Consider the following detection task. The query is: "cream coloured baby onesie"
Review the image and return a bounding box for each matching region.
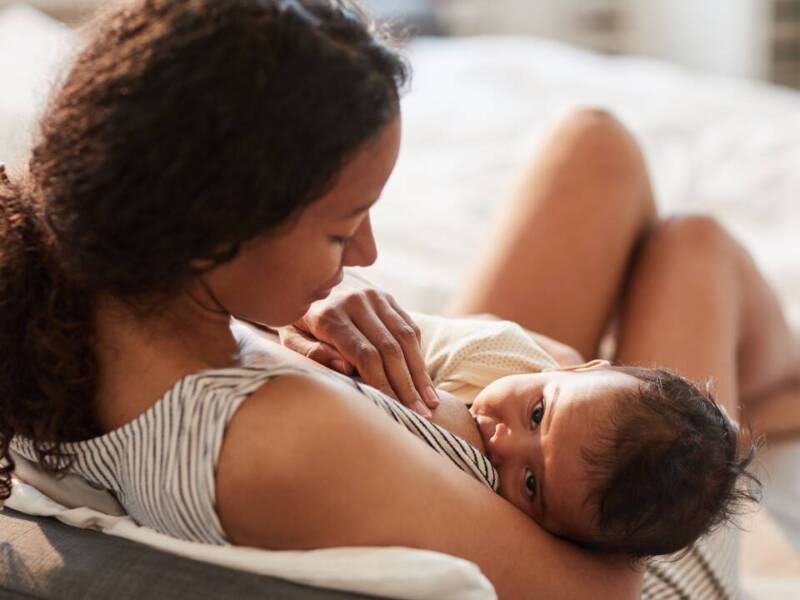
[409,311,559,406]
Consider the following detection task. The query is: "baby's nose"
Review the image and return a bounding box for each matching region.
[487,422,514,465]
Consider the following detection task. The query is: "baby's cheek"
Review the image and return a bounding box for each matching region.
[496,479,539,522]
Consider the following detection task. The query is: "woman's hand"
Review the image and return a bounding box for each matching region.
[278,286,439,416]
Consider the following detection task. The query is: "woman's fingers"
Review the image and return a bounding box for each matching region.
[345,291,437,415]
[386,295,423,343]
[278,325,354,375]
[327,318,405,404]
[376,297,439,410]
[287,286,438,416]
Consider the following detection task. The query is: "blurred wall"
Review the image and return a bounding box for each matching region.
[628,0,772,79]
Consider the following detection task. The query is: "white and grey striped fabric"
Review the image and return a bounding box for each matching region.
[341,374,499,492]
[9,364,498,545]
[642,524,740,600]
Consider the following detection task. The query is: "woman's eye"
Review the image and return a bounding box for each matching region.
[329,235,352,246]
[530,400,545,428]
[524,468,536,498]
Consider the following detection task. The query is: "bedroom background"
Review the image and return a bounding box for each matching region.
[0,0,799,598]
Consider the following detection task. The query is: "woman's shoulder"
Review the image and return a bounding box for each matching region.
[214,369,378,544]
[177,364,318,399]
[150,363,348,418]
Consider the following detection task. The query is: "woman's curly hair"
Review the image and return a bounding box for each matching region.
[0,0,410,500]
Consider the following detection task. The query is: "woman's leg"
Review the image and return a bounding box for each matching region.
[617,215,800,572]
[444,108,657,360]
[613,215,799,435]
[744,384,800,441]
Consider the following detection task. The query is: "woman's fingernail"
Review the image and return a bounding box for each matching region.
[424,385,440,408]
[415,400,433,418]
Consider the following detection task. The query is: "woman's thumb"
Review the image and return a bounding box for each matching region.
[283,330,353,374]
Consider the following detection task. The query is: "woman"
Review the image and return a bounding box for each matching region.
[0,1,795,598]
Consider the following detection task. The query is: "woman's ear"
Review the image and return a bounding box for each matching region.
[542,359,611,373]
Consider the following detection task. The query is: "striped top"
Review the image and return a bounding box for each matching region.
[10,364,498,545]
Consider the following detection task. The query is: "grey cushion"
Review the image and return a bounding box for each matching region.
[0,509,386,600]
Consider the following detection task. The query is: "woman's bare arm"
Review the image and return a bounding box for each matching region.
[215,372,642,600]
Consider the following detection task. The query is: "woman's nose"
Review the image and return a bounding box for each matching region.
[343,214,378,267]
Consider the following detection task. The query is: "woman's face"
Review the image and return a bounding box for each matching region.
[205,116,402,326]
[469,367,639,540]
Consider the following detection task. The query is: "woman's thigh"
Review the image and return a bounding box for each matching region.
[444,108,657,359]
[613,215,742,417]
[615,213,799,422]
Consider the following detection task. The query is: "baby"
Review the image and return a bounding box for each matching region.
[412,311,757,559]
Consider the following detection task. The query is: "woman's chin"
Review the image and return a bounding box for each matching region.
[266,287,335,324]
[312,285,335,301]
[245,303,312,329]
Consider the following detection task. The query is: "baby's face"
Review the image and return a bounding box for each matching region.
[469,367,641,541]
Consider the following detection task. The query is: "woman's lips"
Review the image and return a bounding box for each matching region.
[314,286,334,300]
[314,271,344,299]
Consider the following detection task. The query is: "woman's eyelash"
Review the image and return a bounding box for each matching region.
[330,235,353,245]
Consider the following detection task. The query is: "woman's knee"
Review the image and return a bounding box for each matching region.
[558,106,625,134]
[637,214,739,274]
[553,107,643,165]
[545,107,656,218]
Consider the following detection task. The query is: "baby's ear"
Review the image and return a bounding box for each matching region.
[542,359,611,373]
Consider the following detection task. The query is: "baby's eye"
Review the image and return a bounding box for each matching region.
[530,400,545,428]
[523,468,536,498]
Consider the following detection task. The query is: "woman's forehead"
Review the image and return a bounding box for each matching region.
[309,117,402,221]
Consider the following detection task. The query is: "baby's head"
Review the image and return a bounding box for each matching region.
[469,362,759,559]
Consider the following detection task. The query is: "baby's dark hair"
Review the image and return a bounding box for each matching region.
[579,366,760,560]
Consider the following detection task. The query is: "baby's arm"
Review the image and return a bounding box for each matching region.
[522,330,585,366]
[410,310,561,395]
[461,312,585,367]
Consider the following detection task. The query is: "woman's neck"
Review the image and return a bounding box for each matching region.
[92,291,240,432]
